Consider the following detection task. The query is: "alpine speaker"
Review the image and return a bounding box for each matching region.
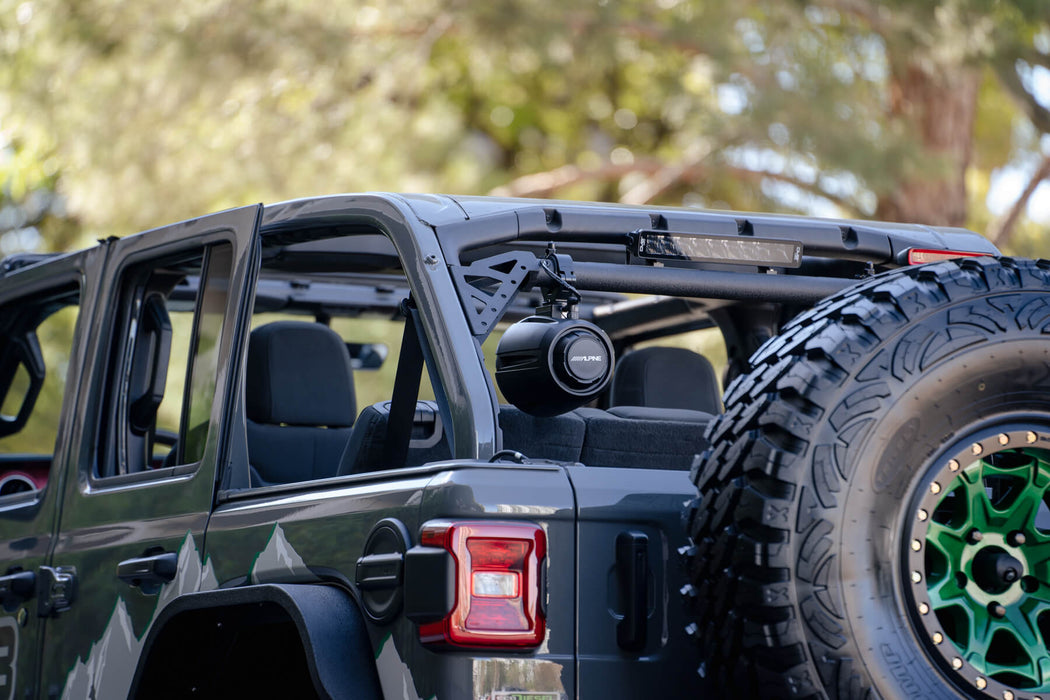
[495,316,614,416]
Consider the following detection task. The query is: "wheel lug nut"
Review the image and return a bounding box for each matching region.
[1009,531,1026,546]
[990,602,1006,618]
[967,529,983,544]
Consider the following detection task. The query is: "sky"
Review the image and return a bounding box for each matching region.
[986,65,1050,223]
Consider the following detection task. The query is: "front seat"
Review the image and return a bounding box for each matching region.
[245,321,357,485]
[610,346,722,416]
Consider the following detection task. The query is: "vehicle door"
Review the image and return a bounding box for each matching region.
[0,248,103,699]
[38,206,260,699]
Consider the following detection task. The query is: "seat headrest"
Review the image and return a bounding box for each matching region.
[246,321,356,426]
[611,347,722,414]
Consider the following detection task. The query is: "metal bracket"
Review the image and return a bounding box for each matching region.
[449,251,537,339]
[535,244,580,319]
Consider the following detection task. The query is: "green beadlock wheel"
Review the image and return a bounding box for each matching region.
[685,257,1050,699]
[910,429,1050,697]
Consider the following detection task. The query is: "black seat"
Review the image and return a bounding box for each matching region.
[610,346,722,414]
[499,406,586,462]
[338,400,450,475]
[575,407,708,469]
[246,321,356,485]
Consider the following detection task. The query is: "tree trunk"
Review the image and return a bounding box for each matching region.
[875,61,980,227]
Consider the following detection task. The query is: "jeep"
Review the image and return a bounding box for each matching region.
[1,193,1038,700]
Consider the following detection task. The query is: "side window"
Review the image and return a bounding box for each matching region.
[0,286,80,495]
[242,231,445,487]
[96,243,232,479]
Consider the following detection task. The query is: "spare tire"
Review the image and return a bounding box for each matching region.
[685,257,1050,699]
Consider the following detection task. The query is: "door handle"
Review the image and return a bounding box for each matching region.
[0,570,34,609]
[117,552,178,594]
[615,530,649,652]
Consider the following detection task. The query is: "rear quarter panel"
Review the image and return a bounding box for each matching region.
[204,463,576,700]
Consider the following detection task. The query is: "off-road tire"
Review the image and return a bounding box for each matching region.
[685,257,1050,699]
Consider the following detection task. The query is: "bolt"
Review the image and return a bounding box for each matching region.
[990,602,1006,618]
[912,571,922,583]
[1004,568,1019,584]
[1008,531,1027,546]
[932,631,944,644]
[976,677,987,690]
[972,443,984,455]
[967,529,983,544]
[1004,691,1015,700]
[999,433,1010,446]
[918,509,929,521]
[931,481,942,495]
[912,539,922,551]
[918,602,930,615]
[1027,431,1038,444]
[423,254,439,266]
[948,459,960,472]
[952,657,963,670]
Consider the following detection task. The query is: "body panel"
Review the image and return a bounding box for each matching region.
[40,206,261,698]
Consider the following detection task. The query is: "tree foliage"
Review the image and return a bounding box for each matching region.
[0,0,1046,252]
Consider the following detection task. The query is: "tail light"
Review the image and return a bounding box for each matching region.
[906,248,987,265]
[410,520,546,648]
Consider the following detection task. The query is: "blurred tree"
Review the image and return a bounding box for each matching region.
[0,0,1045,251]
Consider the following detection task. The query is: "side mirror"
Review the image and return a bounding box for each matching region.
[0,331,45,438]
[347,342,388,370]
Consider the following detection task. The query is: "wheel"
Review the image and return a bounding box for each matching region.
[685,257,1050,699]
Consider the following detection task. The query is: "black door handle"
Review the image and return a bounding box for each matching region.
[616,530,649,652]
[0,570,34,609]
[117,552,178,594]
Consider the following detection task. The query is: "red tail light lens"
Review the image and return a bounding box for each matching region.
[418,521,546,648]
[906,248,987,265]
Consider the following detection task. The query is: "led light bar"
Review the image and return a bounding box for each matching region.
[634,230,803,268]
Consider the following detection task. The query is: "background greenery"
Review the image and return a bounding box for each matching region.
[1,0,1048,254]
[1,0,1049,455]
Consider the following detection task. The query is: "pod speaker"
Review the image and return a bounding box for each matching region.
[495,316,614,416]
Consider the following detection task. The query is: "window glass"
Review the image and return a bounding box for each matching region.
[183,244,233,464]
[97,243,232,478]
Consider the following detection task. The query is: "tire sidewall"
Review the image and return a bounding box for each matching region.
[827,321,1050,698]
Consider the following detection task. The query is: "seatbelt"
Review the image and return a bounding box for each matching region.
[384,298,424,469]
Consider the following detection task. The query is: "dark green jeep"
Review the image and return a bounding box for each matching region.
[3,193,1044,700]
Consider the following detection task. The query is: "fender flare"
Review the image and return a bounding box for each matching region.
[129,583,382,700]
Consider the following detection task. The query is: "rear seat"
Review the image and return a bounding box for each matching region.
[339,343,724,473]
[575,407,710,469]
